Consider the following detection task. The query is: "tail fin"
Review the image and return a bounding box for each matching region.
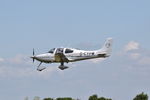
[98,38,113,56]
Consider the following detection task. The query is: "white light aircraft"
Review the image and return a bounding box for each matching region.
[31,38,113,71]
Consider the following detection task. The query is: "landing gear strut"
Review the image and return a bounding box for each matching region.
[37,62,46,71]
[58,62,69,70]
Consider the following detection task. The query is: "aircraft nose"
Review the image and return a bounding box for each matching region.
[30,55,40,59]
[30,56,35,59]
[31,54,45,61]
[30,55,37,63]
[31,54,49,62]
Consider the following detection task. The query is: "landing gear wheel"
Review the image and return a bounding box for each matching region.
[58,62,69,70]
[37,67,46,71]
[58,65,69,70]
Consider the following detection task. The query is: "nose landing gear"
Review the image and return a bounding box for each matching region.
[37,62,46,71]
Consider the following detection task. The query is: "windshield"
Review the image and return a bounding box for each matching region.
[48,48,55,54]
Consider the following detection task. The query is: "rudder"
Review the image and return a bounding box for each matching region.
[99,38,113,56]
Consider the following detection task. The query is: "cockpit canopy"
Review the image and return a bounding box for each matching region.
[48,48,55,53]
[48,48,74,54]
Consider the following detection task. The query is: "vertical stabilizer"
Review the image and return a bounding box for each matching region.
[98,38,113,56]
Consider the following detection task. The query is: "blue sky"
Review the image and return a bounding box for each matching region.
[0,0,150,100]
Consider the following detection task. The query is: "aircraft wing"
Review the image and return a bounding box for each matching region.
[54,53,69,63]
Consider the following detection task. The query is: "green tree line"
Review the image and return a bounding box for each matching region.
[27,92,148,100]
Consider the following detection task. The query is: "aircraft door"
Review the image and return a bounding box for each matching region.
[56,48,64,54]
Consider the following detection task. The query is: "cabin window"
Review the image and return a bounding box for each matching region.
[65,49,73,53]
[56,48,64,53]
[48,48,55,54]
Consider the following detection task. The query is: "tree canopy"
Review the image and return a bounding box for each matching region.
[89,94,112,100]
[133,92,148,100]
[43,98,54,100]
[56,97,73,100]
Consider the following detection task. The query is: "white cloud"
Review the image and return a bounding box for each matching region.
[8,54,29,64]
[0,64,58,78]
[90,58,106,63]
[0,55,58,78]
[129,53,141,60]
[124,41,139,52]
[122,41,150,67]
[138,57,150,65]
[0,57,4,62]
[36,67,58,79]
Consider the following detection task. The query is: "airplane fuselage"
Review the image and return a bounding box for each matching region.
[33,48,108,63]
[31,38,113,71]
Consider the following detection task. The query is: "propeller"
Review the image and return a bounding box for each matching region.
[33,48,35,56]
[31,48,35,63]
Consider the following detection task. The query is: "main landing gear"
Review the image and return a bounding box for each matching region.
[58,62,69,70]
